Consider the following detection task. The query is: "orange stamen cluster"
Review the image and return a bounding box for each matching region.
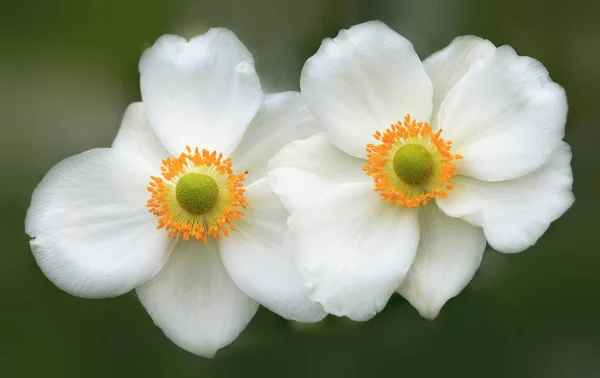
[147,146,248,242]
[364,114,462,208]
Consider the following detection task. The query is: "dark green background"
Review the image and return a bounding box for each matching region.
[1,0,598,377]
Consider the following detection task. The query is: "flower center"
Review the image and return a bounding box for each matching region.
[364,115,462,208]
[147,147,247,242]
[175,173,219,214]
[392,144,434,186]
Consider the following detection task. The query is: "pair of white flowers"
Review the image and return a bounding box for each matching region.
[26,21,574,357]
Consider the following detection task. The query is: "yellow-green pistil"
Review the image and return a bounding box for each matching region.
[392,144,434,186]
[175,173,219,214]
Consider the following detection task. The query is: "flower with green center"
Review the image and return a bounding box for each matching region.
[25,28,325,358]
[268,21,574,321]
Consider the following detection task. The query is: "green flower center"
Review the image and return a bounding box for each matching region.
[175,173,219,215]
[392,144,434,186]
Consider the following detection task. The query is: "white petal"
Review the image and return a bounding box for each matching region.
[437,45,568,181]
[301,21,433,158]
[397,204,486,319]
[219,177,326,322]
[136,239,258,357]
[25,148,174,298]
[140,29,263,157]
[112,102,170,167]
[230,92,318,185]
[437,142,574,253]
[267,133,369,211]
[290,182,420,321]
[423,36,495,126]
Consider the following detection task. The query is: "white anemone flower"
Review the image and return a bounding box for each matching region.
[268,21,574,321]
[25,28,326,357]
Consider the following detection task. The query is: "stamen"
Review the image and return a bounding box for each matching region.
[363,114,462,208]
[146,146,248,242]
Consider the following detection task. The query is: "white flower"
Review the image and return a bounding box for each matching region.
[268,21,574,321]
[25,28,326,357]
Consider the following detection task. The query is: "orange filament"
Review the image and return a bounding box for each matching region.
[147,146,248,242]
[364,114,462,208]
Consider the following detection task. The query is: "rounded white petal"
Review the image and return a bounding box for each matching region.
[230,92,319,185]
[423,36,496,126]
[397,204,486,319]
[136,239,258,358]
[219,178,326,322]
[301,20,433,158]
[140,29,263,156]
[25,148,174,298]
[290,181,420,321]
[437,142,574,253]
[267,133,369,211]
[112,102,170,167]
[437,45,567,181]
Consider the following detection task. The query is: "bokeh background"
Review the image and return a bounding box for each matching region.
[1,0,599,377]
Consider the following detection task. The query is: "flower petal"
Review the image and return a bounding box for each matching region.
[301,21,433,158]
[25,148,174,298]
[219,177,326,322]
[139,29,263,156]
[112,102,170,167]
[436,142,574,253]
[423,36,495,126]
[436,45,568,181]
[267,133,368,212]
[397,204,486,319]
[136,239,258,358]
[230,92,318,185]
[289,181,420,321]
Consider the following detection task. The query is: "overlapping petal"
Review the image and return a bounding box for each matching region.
[301,21,433,158]
[436,45,567,181]
[25,149,174,298]
[136,239,258,357]
[267,133,368,211]
[230,92,318,185]
[398,204,486,319]
[140,29,263,157]
[289,182,420,321]
[437,142,574,253]
[423,35,495,127]
[112,102,169,167]
[219,178,326,322]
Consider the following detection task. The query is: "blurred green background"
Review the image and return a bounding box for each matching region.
[1,0,599,377]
